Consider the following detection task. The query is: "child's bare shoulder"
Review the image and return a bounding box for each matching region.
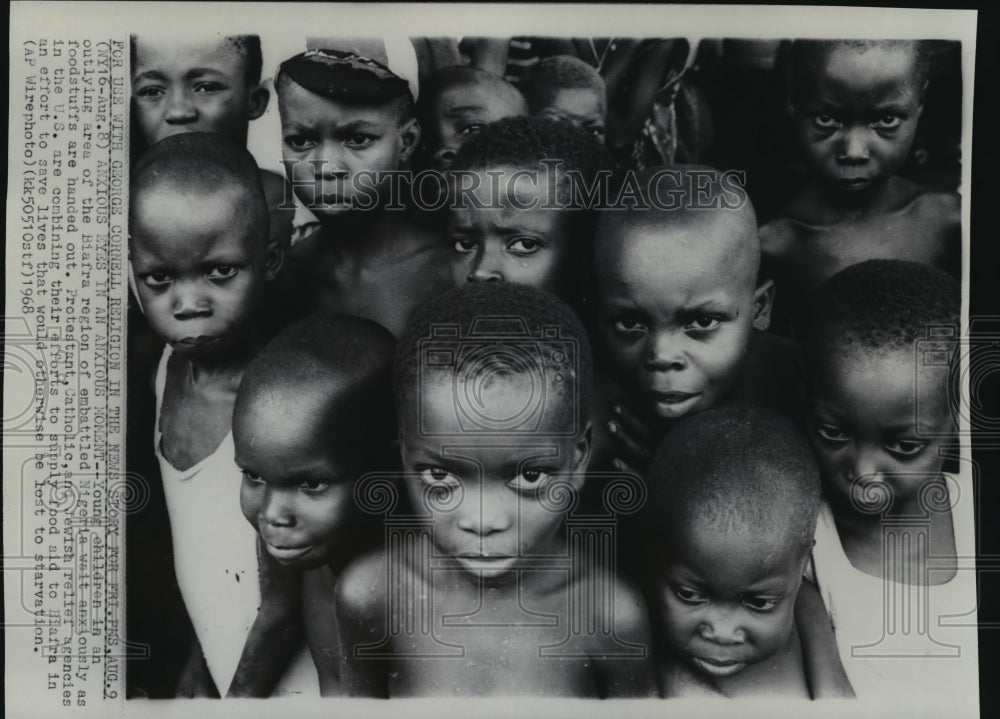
[575,570,650,648]
[335,550,390,619]
[905,184,960,228]
[377,210,450,263]
[759,216,810,262]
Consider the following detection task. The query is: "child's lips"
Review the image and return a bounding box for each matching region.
[264,542,313,562]
[645,390,702,413]
[690,656,748,678]
[173,335,220,349]
[317,192,351,208]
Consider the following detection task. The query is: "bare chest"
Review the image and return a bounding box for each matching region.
[785,215,950,289]
[385,572,602,697]
[158,360,237,471]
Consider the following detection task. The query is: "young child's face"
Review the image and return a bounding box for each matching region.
[234,385,359,569]
[807,347,954,512]
[132,37,266,146]
[653,519,807,681]
[427,83,525,170]
[400,372,589,580]
[130,186,265,356]
[279,79,418,217]
[793,44,923,193]
[449,167,578,296]
[535,88,606,144]
[596,215,771,422]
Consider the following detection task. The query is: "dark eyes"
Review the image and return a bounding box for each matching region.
[610,316,721,337]
[241,470,331,493]
[451,237,544,255]
[193,82,226,94]
[508,237,541,254]
[459,123,485,137]
[416,466,552,491]
[885,439,928,458]
[133,83,226,98]
[814,424,928,458]
[688,316,720,332]
[674,587,706,604]
[299,479,332,493]
[816,424,850,444]
[284,134,377,152]
[345,134,377,150]
[453,237,476,254]
[419,466,460,488]
[507,468,553,491]
[810,114,904,131]
[612,317,646,336]
[135,85,165,98]
[872,115,903,130]
[142,272,172,288]
[284,134,316,152]
[208,265,239,280]
[742,596,779,612]
[673,586,778,612]
[812,114,839,130]
[138,266,237,287]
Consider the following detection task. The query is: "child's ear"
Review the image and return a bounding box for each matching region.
[248,85,270,121]
[398,117,421,164]
[262,240,284,282]
[785,98,798,119]
[752,278,775,331]
[573,423,593,475]
[916,79,929,117]
[127,256,145,315]
[799,538,816,575]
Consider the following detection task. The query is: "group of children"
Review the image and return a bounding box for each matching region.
[126,32,972,702]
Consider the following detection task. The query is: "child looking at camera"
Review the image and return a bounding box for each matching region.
[128,132,285,696]
[448,115,613,316]
[636,406,852,698]
[760,40,960,334]
[801,260,977,701]
[335,282,655,698]
[591,166,799,475]
[232,313,398,696]
[275,48,451,337]
[130,33,294,248]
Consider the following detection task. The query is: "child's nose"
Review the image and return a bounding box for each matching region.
[644,330,686,371]
[164,89,198,124]
[836,127,871,164]
[316,144,350,178]
[261,488,295,527]
[848,446,889,488]
[467,248,503,284]
[434,147,458,168]
[171,281,211,319]
[699,609,748,645]
[457,485,512,537]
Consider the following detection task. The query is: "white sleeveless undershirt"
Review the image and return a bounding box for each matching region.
[810,474,979,711]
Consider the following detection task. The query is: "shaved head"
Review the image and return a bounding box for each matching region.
[423,66,528,115]
[596,166,760,295]
[235,314,397,463]
[130,132,268,254]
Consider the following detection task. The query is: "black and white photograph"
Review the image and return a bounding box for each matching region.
[5,4,996,719]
